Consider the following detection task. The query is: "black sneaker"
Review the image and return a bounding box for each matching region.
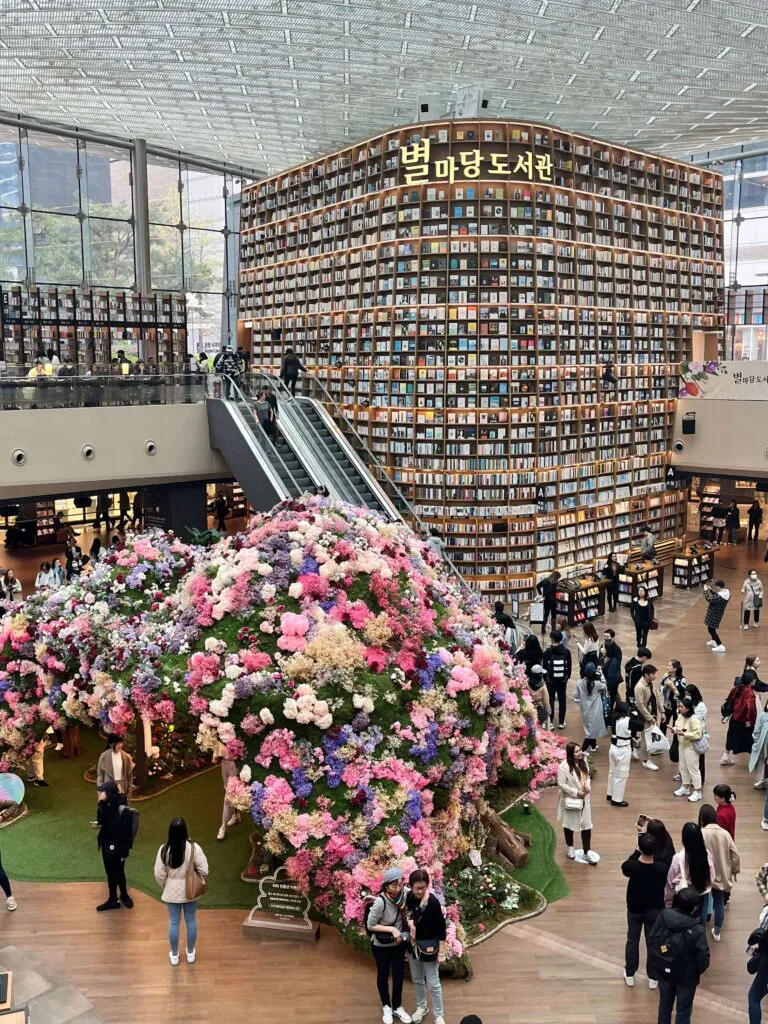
[121,894,134,909]
[33,779,49,787]
[611,800,629,807]
[97,899,120,912]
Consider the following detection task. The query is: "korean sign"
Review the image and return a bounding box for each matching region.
[400,138,553,186]
[679,360,768,400]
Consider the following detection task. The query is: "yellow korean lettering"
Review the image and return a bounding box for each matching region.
[401,139,431,184]
[435,156,456,184]
[535,153,553,182]
[512,152,533,180]
[459,148,483,179]
[489,152,510,176]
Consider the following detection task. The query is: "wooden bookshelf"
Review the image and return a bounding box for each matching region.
[555,578,607,626]
[618,563,664,604]
[0,286,187,371]
[237,119,724,603]
[672,548,715,589]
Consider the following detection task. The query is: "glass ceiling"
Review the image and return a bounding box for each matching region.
[2,0,768,173]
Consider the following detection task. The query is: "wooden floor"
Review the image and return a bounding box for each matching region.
[3,539,768,1022]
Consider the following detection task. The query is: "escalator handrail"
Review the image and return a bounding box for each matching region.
[244,370,474,599]
[219,375,305,497]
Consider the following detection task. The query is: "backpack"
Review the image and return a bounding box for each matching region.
[118,804,140,843]
[650,921,695,982]
[721,695,734,720]
[549,653,568,682]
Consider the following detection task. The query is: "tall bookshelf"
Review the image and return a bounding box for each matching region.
[0,286,187,371]
[237,119,724,603]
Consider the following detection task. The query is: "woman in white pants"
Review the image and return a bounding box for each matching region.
[673,697,704,803]
[607,700,633,807]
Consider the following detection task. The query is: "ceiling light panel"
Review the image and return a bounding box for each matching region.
[0,0,767,166]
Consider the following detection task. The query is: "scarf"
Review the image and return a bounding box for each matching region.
[384,886,407,910]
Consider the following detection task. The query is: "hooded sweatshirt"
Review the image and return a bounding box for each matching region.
[649,908,710,986]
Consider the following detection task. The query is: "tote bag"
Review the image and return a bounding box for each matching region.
[185,842,208,901]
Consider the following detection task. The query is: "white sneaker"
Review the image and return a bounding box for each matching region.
[566,846,576,859]
[216,826,226,841]
[559,721,567,729]
[624,971,635,987]
[586,850,600,864]
[186,949,196,963]
[761,819,768,831]
[631,750,640,760]
[720,755,735,765]
[673,773,682,781]
[711,928,721,943]
[712,645,727,653]
[688,790,702,802]
[756,780,768,790]
[169,951,180,966]
[226,812,241,827]
[411,1007,428,1024]
[574,850,589,864]
[754,622,760,628]
[706,640,717,647]
[643,761,659,771]
[649,979,659,990]
[742,625,750,631]
[5,897,16,911]
[54,742,63,751]
[382,1008,394,1024]
[434,1018,445,1024]
[674,787,691,797]
[393,1009,412,1024]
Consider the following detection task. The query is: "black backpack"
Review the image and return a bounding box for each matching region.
[650,920,695,982]
[549,653,568,682]
[119,804,140,843]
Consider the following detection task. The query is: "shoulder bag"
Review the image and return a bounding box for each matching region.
[563,796,584,811]
[752,582,763,609]
[185,841,208,901]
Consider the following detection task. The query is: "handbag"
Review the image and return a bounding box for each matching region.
[751,583,763,609]
[693,733,710,755]
[184,841,208,901]
[644,726,670,756]
[564,796,584,811]
[414,938,440,963]
[649,618,659,630]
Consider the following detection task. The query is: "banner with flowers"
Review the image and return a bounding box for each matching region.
[679,360,768,400]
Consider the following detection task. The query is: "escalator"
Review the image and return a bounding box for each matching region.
[206,381,313,510]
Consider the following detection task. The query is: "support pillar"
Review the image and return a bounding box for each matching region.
[132,138,151,295]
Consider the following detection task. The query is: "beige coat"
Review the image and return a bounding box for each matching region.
[634,677,662,728]
[96,749,135,802]
[702,822,740,892]
[154,841,210,903]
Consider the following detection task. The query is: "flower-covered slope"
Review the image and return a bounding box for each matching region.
[0,532,198,768]
[167,498,561,953]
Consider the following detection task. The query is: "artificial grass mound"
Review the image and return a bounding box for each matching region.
[2,728,256,909]
[502,802,569,905]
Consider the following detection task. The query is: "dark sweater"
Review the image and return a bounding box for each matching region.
[97,797,133,860]
[406,892,447,941]
[622,854,668,913]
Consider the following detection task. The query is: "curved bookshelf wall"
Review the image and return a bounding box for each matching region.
[238,119,724,604]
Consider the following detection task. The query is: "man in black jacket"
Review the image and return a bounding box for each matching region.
[622,832,668,987]
[536,571,560,635]
[624,646,652,706]
[542,629,572,730]
[96,780,135,911]
[649,886,710,1024]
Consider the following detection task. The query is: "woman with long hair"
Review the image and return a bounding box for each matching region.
[698,803,740,943]
[661,660,687,763]
[602,553,621,612]
[673,697,704,803]
[577,621,600,674]
[575,662,607,753]
[722,671,758,765]
[406,869,446,1024]
[630,584,655,649]
[513,633,544,683]
[665,822,715,923]
[154,817,209,965]
[606,700,633,807]
[645,818,675,867]
[556,741,598,864]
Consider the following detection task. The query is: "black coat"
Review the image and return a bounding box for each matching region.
[405,892,447,941]
[649,909,710,986]
[97,797,133,860]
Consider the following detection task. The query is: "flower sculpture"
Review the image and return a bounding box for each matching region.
[168,498,561,957]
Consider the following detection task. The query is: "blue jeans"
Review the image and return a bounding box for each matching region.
[408,954,444,1017]
[698,891,713,925]
[712,889,726,930]
[167,901,198,956]
[0,852,11,898]
[749,958,768,1023]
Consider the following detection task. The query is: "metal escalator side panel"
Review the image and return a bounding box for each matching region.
[207,397,296,509]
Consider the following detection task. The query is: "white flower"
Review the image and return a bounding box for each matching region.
[260,621,274,634]
[225,664,245,680]
[256,563,273,576]
[313,699,330,717]
[296,710,314,725]
[283,698,298,720]
[315,713,334,730]
[239,765,252,783]
[353,693,365,709]
[259,708,274,726]
[288,582,304,599]
[290,548,304,566]
[261,583,277,601]
[208,699,228,718]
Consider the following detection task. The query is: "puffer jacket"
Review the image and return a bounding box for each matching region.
[154,841,209,903]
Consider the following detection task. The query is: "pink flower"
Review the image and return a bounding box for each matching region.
[388,834,408,857]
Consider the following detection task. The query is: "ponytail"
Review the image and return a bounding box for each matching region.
[713,784,735,804]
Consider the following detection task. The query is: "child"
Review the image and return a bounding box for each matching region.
[713,784,736,839]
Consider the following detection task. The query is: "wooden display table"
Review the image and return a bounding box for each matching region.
[618,562,664,605]
[554,576,608,626]
[672,546,716,589]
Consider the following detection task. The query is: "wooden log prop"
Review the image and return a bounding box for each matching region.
[481,808,529,869]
